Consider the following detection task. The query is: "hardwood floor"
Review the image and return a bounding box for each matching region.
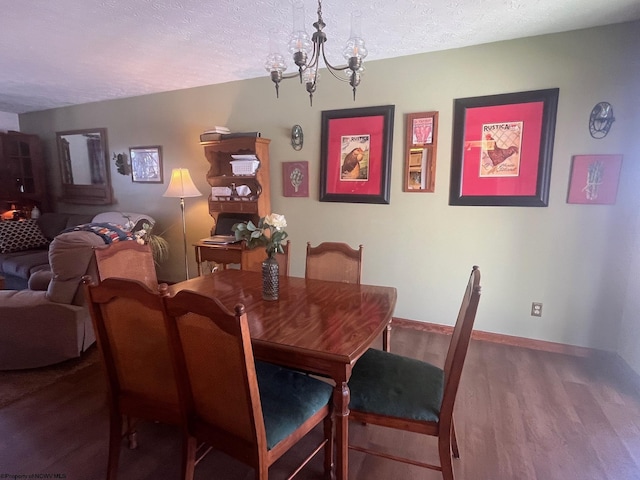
[1,326,639,479]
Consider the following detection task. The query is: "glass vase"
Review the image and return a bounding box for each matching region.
[262,256,279,301]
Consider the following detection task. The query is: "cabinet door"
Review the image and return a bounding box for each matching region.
[0,133,47,211]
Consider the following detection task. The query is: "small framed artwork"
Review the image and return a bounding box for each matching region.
[320,105,395,204]
[449,88,559,207]
[130,146,163,183]
[283,161,309,197]
[567,154,623,205]
[404,111,438,192]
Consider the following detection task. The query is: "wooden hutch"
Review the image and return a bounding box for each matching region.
[194,136,271,273]
[0,131,48,218]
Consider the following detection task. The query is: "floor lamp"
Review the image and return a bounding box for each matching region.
[163,168,202,279]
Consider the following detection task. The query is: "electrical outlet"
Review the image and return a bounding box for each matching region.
[531,302,543,317]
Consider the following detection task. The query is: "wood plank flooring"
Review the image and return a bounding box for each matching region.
[1,326,639,479]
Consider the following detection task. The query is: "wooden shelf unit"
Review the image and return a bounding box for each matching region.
[203,137,271,224]
[0,131,48,215]
[197,137,271,272]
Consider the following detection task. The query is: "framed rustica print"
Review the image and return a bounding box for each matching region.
[282,161,309,197]
[130,146,163,183]
[320,105,395,204]
[567,154,623,205]
[449,88,559,207]
[404,111,439,192]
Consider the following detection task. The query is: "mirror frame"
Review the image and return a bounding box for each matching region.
[403,111,438,193]
[56,128,114,205]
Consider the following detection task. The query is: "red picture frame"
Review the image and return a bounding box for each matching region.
[449,89,559,207]
[567,154,622,205]
[282,161,309,197]
[320,105,395,204]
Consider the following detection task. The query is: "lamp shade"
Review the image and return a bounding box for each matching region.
[163,168,202,198]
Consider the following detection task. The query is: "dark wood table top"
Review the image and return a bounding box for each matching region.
[169,269,397,370]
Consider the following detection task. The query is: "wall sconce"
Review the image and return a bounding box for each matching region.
[112,152,130,175]
[291,125,304,151]
[589,102,615,139]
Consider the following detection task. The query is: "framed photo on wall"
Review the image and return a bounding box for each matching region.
[320,105,395,204]
[282,161,309,197]
[567,154,622,205]
[449,88,559,207]
[130,146,163,183]
[404,111,439,192]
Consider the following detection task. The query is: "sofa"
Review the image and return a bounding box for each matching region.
[0,213,94,290]
[0,211,153,290]
[0,211,155,370]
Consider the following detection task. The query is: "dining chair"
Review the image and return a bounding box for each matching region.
[347,265,482,480]
[305,241,392,351]
[305,241,363,284]
[163,289,335,480]
[82,276,181,480]
[94,240,159,290]
[241,241,291,276]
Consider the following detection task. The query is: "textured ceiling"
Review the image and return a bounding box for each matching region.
[1,0,639,114]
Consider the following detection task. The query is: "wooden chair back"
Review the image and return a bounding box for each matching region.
[439,265,482,430]
[94,241,158,290]
[347,266,482,479]
[241,241,291,276]
[83,277,179,423]
[163,290,265,453]
[305,241,363,284]
[83,276,180,480]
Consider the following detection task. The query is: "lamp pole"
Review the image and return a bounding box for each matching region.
[179,196,189,279]
[163,168,202,281]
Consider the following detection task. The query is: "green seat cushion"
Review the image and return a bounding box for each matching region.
[348,348,444,422]
[255,361,333,450]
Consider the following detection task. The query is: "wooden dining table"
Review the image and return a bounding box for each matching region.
[169,269,397,480]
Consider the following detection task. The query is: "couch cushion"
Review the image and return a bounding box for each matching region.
[0,219,49,253]
[36,213,95,240]
[0,249,49,278]
[36,214,69,240]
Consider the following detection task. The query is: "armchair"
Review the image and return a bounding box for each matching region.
[0,231,104,369]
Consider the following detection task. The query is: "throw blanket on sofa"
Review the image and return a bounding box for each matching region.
[61,222,135,244]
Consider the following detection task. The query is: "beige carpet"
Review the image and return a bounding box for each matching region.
[0,346,100,409]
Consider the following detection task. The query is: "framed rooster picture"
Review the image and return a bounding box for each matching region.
[319,105,395,204]
[449,88,559,206]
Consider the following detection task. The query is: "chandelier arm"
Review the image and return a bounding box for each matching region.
[281,71,302,81]
[319,43,351,72]
[323,66,352,83]
[319,47,352,82]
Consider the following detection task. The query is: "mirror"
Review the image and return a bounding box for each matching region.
[403,112,438,193]
[56,128,114,204]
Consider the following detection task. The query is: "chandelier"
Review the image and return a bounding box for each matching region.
[265,0,368,106]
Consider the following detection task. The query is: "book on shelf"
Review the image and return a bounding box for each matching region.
[200,131,262,142]
[203,126,230,134]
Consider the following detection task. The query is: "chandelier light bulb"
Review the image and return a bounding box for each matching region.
[265,28,287,73]
[343,11,368,61]
[288,1,312,55]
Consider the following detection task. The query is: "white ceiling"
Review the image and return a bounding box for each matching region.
[1,0,639,114]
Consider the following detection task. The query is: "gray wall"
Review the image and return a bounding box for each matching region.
[19,22,640,374]
[0,111,19,131]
